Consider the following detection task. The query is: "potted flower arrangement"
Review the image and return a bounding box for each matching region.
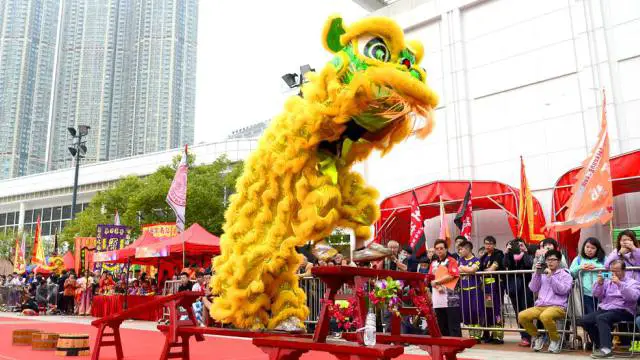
[368,277,404,316]
[326,298,359,332]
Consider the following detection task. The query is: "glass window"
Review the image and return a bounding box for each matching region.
[24,210,33,223]
[43,208,52,221]
[52,207,62,221]
[33,208,42,220]
[51,221,60,235]
[41,222,51,236]
[62,205,71,219]
[7,212,14,224]
[0,213,5,226]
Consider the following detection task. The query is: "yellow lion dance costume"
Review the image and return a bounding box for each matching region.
[210,15,439,330]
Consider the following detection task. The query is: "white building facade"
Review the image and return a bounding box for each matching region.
[356,0,640,250]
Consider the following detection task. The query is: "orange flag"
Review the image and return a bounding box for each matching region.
[547,90,613,232]
[31,215,46,265]
[438,197,450,242]
[518,157,546,243]
[13,234,26,273]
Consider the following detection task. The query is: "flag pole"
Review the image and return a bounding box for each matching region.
[182,230,185,269]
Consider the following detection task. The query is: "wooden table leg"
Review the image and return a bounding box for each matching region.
[112,325,124,360]
[313,284,340,343]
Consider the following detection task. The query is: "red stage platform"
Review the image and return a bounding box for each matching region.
[0,317,476,360]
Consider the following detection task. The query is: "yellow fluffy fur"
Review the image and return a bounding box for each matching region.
[210,15,438,330]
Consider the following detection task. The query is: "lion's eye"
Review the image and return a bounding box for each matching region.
[361,37,390,62]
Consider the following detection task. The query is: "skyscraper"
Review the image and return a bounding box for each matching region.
[0,0,61,179]
[123,0,197,157]
[48,0,197,171]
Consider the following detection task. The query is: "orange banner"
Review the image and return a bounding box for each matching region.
[548,90,613,232]
[74,237,96,274]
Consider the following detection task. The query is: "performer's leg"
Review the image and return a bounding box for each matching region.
[268,251,310,330]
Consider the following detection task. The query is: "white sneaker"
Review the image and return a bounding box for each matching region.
[533,336,546,352]
[548,340,561,354]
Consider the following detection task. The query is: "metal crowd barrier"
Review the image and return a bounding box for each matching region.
[577,267,640,354]
[0,285,23,311]
[0,283,60,313]
[457,269,580,350]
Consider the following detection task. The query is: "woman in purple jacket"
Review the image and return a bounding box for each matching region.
[605,230,640,280]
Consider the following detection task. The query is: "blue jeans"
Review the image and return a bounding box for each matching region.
[583,295,599,316]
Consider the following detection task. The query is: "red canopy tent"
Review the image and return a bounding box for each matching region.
[135,223,221,259]
[376,180,547,245]
[552,149,640,260]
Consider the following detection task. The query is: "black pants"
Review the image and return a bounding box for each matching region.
[507,283,534,340]
[581,309,634,349]
[435,307,462,337]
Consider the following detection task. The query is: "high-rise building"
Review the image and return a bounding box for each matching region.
[0,0,61,179]
[123,0,197,157]
[48,0,197,171]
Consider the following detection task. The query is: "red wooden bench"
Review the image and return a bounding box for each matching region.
[90,291,202,360]
[157,324,309,339]
[253,336,404,360]
[342,333,476,360]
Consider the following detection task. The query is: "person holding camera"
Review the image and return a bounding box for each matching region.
[518,250,573,353]
[504,238,535,347]
[533,238,568,271]
[605,230,640,281]
[582,259,640,358]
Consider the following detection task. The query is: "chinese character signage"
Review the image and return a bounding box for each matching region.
[94,225,130,273]
[142,223,177,239]
[74,237,96,274]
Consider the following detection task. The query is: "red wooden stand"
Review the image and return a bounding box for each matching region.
[341,333,477,360]
[253,336,403,360]
[90,291,202,360]
[311,266,475,360]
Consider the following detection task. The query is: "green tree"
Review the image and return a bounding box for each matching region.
[60,155,243,251]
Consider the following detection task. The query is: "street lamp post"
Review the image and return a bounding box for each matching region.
[68,125,90,220]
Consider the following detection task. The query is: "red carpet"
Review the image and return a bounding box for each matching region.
[0,317,471,359]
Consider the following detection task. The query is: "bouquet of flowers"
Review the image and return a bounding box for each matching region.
[368,277,403,316]
[326,298,359,331]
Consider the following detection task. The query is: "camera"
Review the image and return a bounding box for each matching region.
[535,257,547,274]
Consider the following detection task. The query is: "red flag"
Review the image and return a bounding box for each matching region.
[167,145,189,232]
[547,90,613,232]
[454,184,473,241]
[31,215,45,265]
[409,190,425,252]
[518,157,546,243]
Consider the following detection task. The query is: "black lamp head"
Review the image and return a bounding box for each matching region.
[281,73,299,88]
